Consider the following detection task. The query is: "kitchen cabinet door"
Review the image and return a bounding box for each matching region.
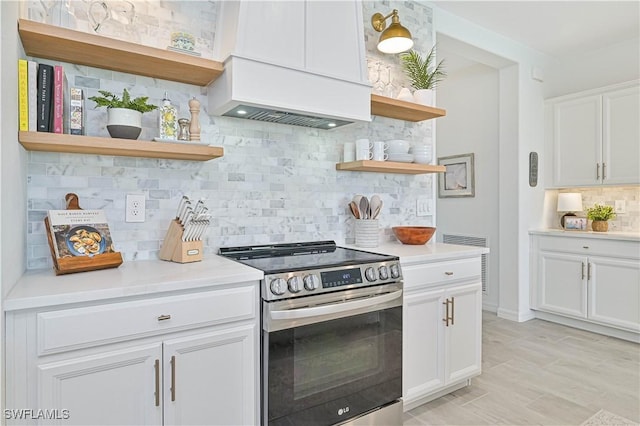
[444,282,482,384]
[588,256,640,332]
[403,288,445,404]
[602,85,640,185]
[38,344,162,425]
[538,251,587,319]
[162,324,257,426]
[551,95,602,186]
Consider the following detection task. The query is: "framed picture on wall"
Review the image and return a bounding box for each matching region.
[438,153,475,198]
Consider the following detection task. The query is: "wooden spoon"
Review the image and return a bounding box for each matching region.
[359,196,370,220]
[349,201,360,219]
[370,195,382,219]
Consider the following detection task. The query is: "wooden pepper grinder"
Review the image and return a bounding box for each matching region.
[188,97,201,141]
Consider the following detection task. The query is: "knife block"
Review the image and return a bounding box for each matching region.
[159,219,203,263]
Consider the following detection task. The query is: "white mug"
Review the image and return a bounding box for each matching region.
[355,139,372,161]
[343,142,355,162]
[372,141,389,161]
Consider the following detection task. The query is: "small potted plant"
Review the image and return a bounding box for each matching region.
[89,89,157,140]
[400,45,446,106]
[586,204,616,232]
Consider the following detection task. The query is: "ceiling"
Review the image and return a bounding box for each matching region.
[432,1,640,58]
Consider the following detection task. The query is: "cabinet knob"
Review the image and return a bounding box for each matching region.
[157,314,172,321]
[445,271,454,276]
[583,246,589,249]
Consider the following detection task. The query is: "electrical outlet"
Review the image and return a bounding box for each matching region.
[417,199,433,217]
[126,193,146,223]
[614,200,626,214]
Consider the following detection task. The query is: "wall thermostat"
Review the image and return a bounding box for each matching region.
[529,152,538,187]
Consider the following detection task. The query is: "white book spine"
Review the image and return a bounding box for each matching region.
[28,60,38,132]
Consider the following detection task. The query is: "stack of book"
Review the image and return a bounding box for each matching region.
[18,59,85,135]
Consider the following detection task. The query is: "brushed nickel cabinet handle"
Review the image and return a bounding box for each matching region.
[170,355,176,402]
[154,359,160,407]
[596,163,600,180]
[581,262,585,280]
[602,163,606,180]
[157,314,171,321]
[442,299,450,326]
[450,296,455,326]
[444,271,454,276]
[587,263,592,281]
[583,246,589,249]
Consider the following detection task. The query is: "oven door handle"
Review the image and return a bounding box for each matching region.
[269,290,402,320]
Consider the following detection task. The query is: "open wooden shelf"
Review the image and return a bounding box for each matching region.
[18,19,224,86]
[370,94,447,122]
[336,160,445,175]
[19,132,224,161]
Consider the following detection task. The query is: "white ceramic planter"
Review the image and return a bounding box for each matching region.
[397,87,414,102]
[413,89,434,106]
[107,108,142,139]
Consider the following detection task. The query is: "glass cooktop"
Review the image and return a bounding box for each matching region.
[219,241,397,275]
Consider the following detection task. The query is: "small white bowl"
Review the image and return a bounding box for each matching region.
[387,140,410,154]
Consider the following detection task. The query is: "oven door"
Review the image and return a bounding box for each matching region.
[262,283,402,426]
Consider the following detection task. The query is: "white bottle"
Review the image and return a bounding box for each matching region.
[159,92,178,140]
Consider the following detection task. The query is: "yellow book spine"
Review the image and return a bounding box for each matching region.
[18,59,28,131]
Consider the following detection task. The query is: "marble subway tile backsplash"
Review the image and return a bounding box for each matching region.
[558,187,640,232]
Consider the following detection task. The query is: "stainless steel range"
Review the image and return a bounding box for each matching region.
[219,241,403,426]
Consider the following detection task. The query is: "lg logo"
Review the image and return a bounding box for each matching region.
[337,406,350,416]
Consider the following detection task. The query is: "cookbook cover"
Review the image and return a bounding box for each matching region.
[47,210,117,258]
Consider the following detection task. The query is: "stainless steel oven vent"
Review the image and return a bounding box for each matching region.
[222,105,353,129]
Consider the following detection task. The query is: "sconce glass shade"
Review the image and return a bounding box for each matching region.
[557,193,583,212]
[372,10,414,54]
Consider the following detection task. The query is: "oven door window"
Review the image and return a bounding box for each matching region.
[265,305,401,425]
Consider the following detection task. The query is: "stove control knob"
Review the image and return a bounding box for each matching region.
[303,274,319,291]
[365,267,377,282]
[270,278,287,296]
[390,263,400,279]
[288,276,302,293]
[379,266,389,280]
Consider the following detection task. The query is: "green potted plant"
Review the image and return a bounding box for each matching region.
[586,204,616,232]
[400,45,446,105]
[89,89,157,140]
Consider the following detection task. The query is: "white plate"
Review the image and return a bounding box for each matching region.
[388,154,414,163]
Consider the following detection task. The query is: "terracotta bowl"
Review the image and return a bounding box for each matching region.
[392,226,436,245]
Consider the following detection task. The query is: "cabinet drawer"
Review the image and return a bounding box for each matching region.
[37,285,256,355]
[536,235,639,259]
[403,257,481,291]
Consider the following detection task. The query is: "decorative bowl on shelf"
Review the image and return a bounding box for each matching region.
[392,226,436,245]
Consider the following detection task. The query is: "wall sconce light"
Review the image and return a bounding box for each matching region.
[371,9,414,54]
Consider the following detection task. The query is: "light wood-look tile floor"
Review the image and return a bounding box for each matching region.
[403,312,640,425]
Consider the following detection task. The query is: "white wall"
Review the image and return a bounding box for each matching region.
[433,4,549,321]
[436,63,500,311]
[545,38,640,98]
[1,0,28,412]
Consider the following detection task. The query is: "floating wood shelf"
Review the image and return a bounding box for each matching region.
[19,132,224,161]
[18,19,224,86]
[370,94,447,122]
[336,160,445,175]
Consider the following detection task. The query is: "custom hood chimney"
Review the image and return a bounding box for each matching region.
[208,1,371,129]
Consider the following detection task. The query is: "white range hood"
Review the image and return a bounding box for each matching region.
[208,1,372,129]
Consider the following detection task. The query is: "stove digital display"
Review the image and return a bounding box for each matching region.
[320,268,363,288]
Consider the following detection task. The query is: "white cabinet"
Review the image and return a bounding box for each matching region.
[530,233,640,339]
[546,82,639,187]
[6,284,259,425]
[402,257,483,411]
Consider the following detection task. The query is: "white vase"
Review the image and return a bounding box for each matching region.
[397,87,413,102]
[107,108,142,139]
[413,89,434,106]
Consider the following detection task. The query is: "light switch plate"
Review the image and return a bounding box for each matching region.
[417,199,433,217]
[615,200,626,214]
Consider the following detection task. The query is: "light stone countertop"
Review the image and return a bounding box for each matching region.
[342,241,489,265]
[4,256,263,312]
[529,228,640,242]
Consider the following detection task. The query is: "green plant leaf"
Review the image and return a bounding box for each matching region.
[88,89,158,113]
[400,45,447,90]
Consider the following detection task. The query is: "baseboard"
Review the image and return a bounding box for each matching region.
[497,307,536,322]
[533,310,640,343]
[403,379,472,412]
[482,302,498,313]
